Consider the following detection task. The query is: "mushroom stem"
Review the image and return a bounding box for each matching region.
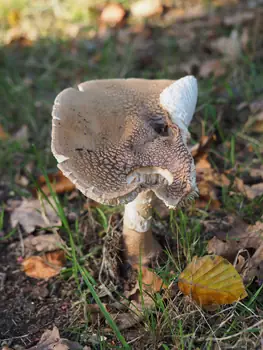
[123,190,161,265]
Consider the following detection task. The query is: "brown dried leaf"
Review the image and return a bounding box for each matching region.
[244,183,263,200]
[207,219,263,283]
[211,29,241,61]
[250,111,263,133]
[223,11,254,26]
[132,265,167,293]
[22,250,66,279]
[115,265,168,330]
[100,3,126,27]
[112,310,142,331]
[233,175,263,200]
[199,59,226,78]
[194,154,230,209]
[39,170,75,195]
[249,100,263,114]
[27,326,82,350]
[23,233,65,255]
[10,197,61,233]
[190,135,216,159]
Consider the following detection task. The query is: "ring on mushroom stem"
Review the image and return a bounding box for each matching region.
[51,76,198,266]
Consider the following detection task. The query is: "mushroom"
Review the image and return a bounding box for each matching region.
[51,76,198,265]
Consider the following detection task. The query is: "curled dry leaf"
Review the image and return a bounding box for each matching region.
[27,326,82,350]
[190,135,216,159]
[194,154,230,209]
[249,99,263,114]
[23,233,65,256]
[131,264,167,294]
[22,250,66,279]
[207,219,263,284]
[38,170,75,195]
[112,265,168,330]
[199,59,226,78]
[211,29,241,62]
[244,182,263,200]
[100,3,126,27]
[178,255,247,307]
[249,111,263,134]
[10,197,61,233]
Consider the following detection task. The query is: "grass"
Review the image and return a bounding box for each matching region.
[0,0,263,349]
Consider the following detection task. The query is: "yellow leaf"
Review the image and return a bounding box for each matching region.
[22,250,66,279]
[7,10,20,27]
[178,255,247,306]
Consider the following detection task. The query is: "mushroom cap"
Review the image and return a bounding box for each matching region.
[51,78,198,207]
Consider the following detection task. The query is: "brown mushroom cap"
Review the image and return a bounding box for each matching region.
[51,78,198,207]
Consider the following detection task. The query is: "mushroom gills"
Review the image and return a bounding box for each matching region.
[127,167,173,187]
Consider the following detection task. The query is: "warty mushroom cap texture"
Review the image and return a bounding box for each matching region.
[51,78,198,207]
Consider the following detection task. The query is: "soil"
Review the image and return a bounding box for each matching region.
[0,242,77,348]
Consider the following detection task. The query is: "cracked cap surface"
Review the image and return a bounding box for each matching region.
[51,78,198,207]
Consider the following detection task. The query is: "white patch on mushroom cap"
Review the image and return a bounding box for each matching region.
[160,75,198,135]
[55,154,70,163]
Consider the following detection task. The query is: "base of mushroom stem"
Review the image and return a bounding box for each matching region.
[122,227,162,265]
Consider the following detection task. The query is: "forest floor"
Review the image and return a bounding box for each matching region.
[0,0,263,349]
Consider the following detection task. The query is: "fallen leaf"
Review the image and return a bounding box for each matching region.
[250,111,263,133]
[10,197,61,233]
[112,309,142,331]
[22,250,66,279]
[211,29,241,61]
[100,3,126,27]
[131,0,162,18]
[112,265,168,330]
[207,219,263,283]
[199,59,226,78]
[244,183,263,200]
[223,11,254,26]
[15,173,29,187]
[27,326,82,350]
[250,99,263,114]
[194,154,230,209]
[250,165,263,179]
[23,233,65,256]
[232,175,263,200]
[178,255,247,306]
[190,135,216,159]
[133,264,167,293]
[38,171,75,195]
